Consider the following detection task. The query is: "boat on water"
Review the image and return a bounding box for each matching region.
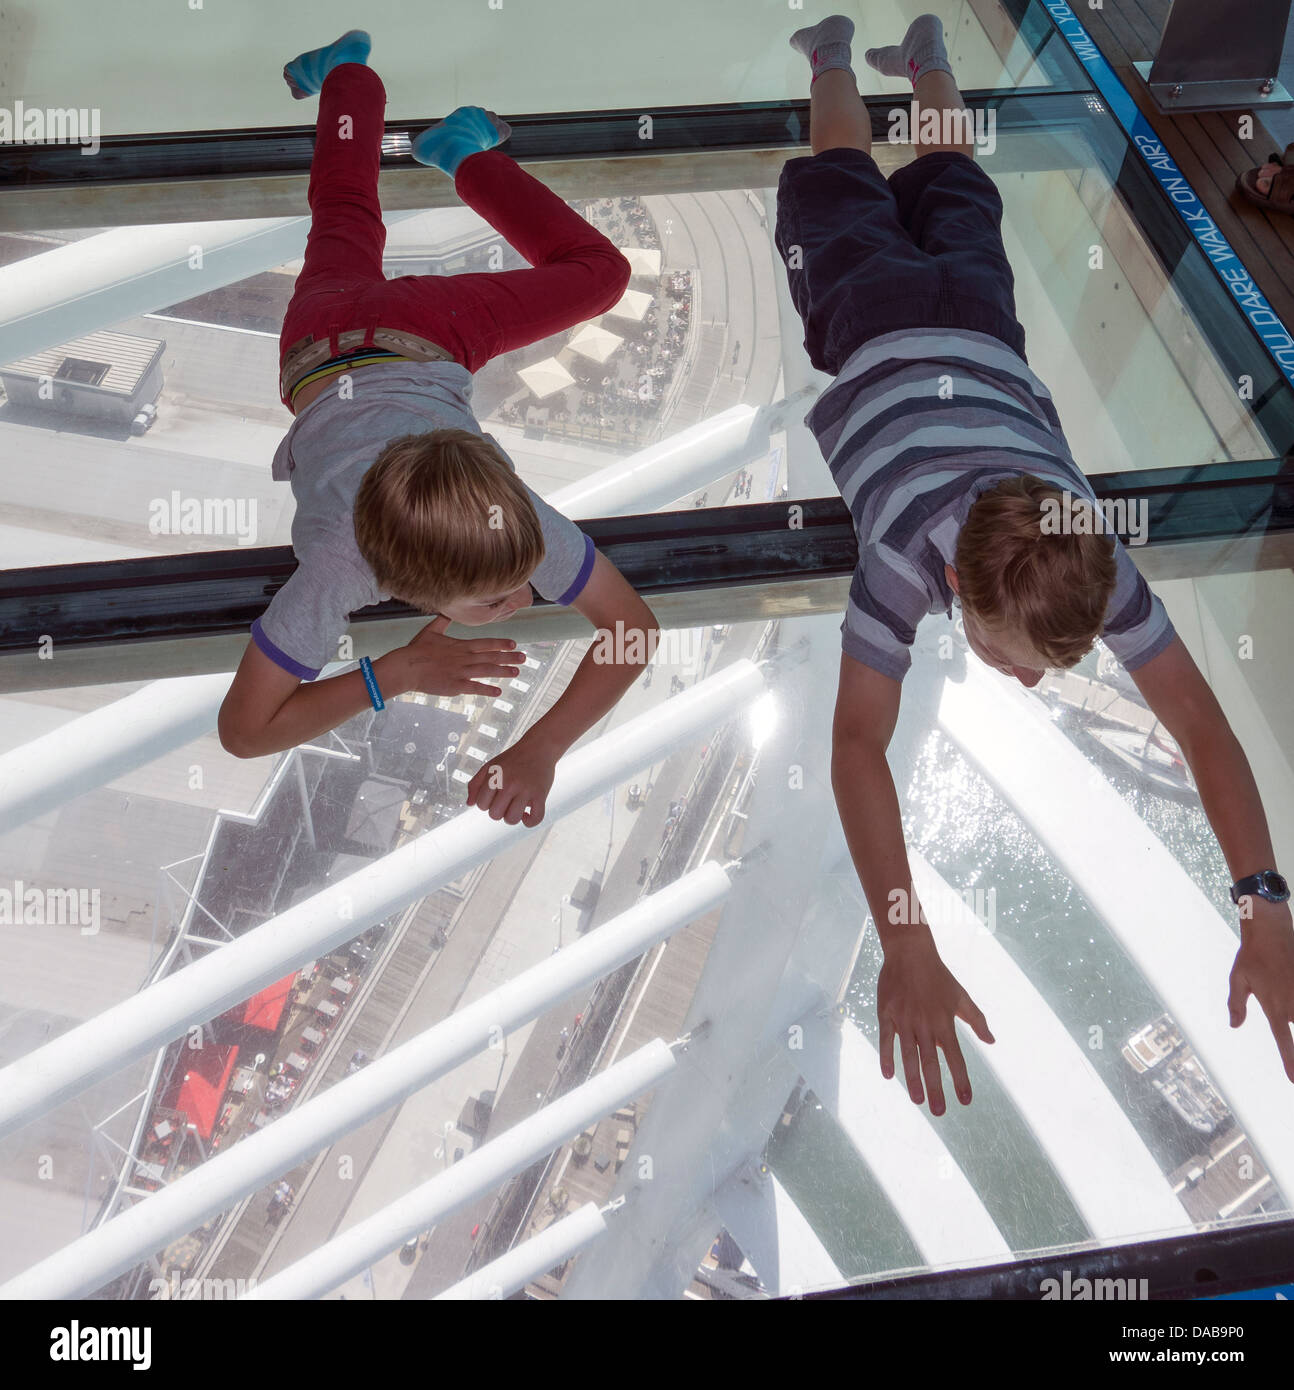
[1086,723,1198,801]
[1122,1014,1230,1135]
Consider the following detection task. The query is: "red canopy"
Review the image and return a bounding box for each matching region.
[162,1044,239,1139]
[240,973,296,1033]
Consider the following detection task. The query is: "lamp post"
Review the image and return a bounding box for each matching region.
[435,755,453,806]
[553,893,571,952]
[436,1119,455,1170]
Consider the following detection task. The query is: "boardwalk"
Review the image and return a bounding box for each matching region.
[1012,0,1294,329]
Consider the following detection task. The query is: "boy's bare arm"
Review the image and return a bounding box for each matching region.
[832,656,910,943]
[1130,637,1294,1082]
[525,549,658,756]
[466,549,658,824]
[218,620,522,760]
[832,654,993,1114]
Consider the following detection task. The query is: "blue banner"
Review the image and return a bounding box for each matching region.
[1205,1284,1291,1301]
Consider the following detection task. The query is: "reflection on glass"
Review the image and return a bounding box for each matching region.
[2,143,1280,568]
[1,1,1070,142]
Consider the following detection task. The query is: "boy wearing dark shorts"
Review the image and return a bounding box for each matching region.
[779,16,1294,1113]
[219,31,657,829]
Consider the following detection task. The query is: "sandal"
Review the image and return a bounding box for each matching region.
[1236,143,1294,214]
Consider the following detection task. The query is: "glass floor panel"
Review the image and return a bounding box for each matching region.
[1,0,1292,1307]
[0,131,1285,565]
[0,577,1289,1295]
[3,0,1071,143]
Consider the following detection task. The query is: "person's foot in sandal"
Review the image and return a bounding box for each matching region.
[1237,143,1294,214]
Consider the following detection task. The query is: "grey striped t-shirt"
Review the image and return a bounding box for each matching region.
[807,327,1175,683]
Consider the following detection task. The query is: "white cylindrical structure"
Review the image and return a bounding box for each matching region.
[246,1040,678,1300]
[0,864,730,1300]
[795,1011,1011,1264]
[0,674,231,835]
[0,659,764,1139]
[0,214,409,365]
[434,1202,609,1300]
[926,645,1294,1203]
[907,847,1192,1240]
[547,405,768,517]
[0,661,362,836]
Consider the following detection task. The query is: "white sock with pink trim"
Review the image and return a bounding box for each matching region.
[865,13,954,85]
[789,15,855,84]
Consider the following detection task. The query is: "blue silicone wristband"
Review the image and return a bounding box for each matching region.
[359,656,385,711]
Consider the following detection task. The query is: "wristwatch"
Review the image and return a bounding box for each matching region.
[1229,869,1291,905]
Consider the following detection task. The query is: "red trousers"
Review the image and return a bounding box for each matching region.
[278,64,630,407]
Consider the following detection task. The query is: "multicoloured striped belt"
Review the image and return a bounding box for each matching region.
[280,326,457,402]
[288,347,409,406]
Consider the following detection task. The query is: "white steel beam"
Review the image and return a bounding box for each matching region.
[0,865,729,1300]
[917,638,1294,1204]
[433,1201,610,1300]
[0,214,412,365]
[0,674,230,835]
[547,405,768,516]
[910,846,1192,1239]
[245,1040,678,1300]
[819,844,1194,1244]
[561,617,848,1300]
[796,1010,1012,1264]
[712,1163,843,1298]
[0,659,763,1140]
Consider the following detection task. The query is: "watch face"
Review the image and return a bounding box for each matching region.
[1261,871,1290,899]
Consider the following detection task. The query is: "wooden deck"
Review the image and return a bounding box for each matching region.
[1170,1125,1276,1224]
[1075,0,1294,330]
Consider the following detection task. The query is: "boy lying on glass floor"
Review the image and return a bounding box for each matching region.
[218,31,657,830]
[779,15,1294,1111]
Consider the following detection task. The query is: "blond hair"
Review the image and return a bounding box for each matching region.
[954,475,1117,669]
[353,429,544,610]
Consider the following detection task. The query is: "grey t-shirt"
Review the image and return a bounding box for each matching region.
[253,361,595,680]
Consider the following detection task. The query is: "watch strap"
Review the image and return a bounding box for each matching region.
[1230,870,1290,905]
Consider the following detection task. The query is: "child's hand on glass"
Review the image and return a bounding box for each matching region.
[1228,898,1294,1084]
[465,736,556,827]
[386,615,521,698]
[876,927,994,1115]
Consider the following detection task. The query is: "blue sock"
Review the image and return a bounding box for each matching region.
[283,29,372,99]
[410,107,512,177]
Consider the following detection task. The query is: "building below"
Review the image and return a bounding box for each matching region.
[0,328,164,428]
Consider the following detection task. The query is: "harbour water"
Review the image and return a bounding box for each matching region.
[767,649,1281,1283]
